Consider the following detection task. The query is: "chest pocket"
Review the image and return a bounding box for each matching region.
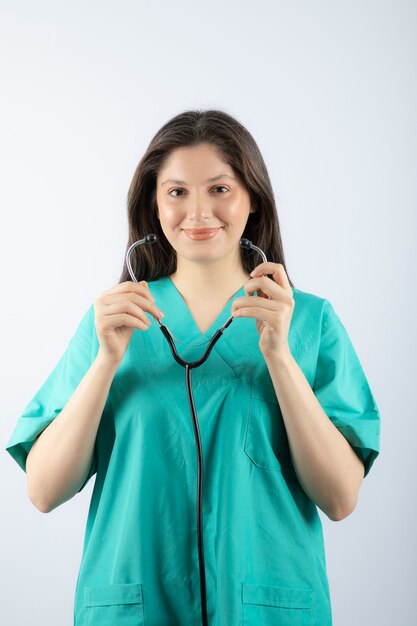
[244,380,291,472]
[242,583,313,626]
[84,583,144,625]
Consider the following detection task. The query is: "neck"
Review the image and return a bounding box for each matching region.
[169,259,250,301]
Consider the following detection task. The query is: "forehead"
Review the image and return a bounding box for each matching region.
[157,144,234,178]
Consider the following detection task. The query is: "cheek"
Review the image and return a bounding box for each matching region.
[158,206,180,228]
[226,203,251,226]
[158,213,184,248]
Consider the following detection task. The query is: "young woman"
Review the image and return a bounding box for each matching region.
[6,109,381,626]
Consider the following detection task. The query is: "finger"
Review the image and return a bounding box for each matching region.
[275,265,291,290]
[244,276,284,300]
[231,306,275,321]
[104,280,156,303]
[250,262,278,276]
[99,295,165,320]
[251,263,291,292]
[231,296,277,313]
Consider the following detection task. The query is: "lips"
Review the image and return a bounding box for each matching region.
[183,228,221,233]
[182,227,222,240]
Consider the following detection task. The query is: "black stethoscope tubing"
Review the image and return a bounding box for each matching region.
[126,234,268,626]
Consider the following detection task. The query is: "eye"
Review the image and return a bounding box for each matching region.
[168,188,185,197]
[168,185,229,197]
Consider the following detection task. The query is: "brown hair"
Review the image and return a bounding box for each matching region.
[118,109,295,288]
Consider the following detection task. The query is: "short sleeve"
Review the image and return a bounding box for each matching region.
[5,303,98,492]
[312,301,381,478]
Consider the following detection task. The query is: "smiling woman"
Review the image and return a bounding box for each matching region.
[153,141,259,302]
[119,109,294,290]
[5,108,380,626]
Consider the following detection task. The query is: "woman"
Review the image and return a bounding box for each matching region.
[5,109,381,626]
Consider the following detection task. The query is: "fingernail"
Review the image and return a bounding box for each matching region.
[250,270,257,276]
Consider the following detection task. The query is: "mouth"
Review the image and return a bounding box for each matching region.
[182,227,223,240]
[182,227,223,233]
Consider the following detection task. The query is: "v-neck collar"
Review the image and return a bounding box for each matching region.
[141,275,264,380]
[164,276,246,338]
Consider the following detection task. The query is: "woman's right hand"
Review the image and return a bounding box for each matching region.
[94,280,165,365]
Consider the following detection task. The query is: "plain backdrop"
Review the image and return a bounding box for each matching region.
[0,1,415,624]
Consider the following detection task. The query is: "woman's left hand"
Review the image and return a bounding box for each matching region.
[231,262,295,358]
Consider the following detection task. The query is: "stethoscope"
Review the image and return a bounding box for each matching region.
[125,235,268,626]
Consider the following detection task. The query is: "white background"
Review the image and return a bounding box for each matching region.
[0,1,415,624]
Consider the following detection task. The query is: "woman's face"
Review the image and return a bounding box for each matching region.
[155,143,255,265]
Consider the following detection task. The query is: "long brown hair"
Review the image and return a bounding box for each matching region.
[118,109,295,288]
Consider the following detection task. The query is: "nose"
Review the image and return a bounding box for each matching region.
[187,202,212,222]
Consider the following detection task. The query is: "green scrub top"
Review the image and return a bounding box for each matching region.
[5,276,381,626]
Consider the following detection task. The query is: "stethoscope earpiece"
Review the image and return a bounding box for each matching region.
[125,233,269,344]
[127,234,267,268]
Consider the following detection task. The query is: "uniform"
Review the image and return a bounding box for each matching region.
[5,276,381,625]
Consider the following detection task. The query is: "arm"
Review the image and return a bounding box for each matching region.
[26,352,119,513]
[264,348,365,522]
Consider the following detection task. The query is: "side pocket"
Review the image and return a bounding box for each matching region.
[244,380,291,471]
[84,583,144,626]
[242,583,313,626]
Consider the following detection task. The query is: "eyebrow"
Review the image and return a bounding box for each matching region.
[161,174,237,187]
